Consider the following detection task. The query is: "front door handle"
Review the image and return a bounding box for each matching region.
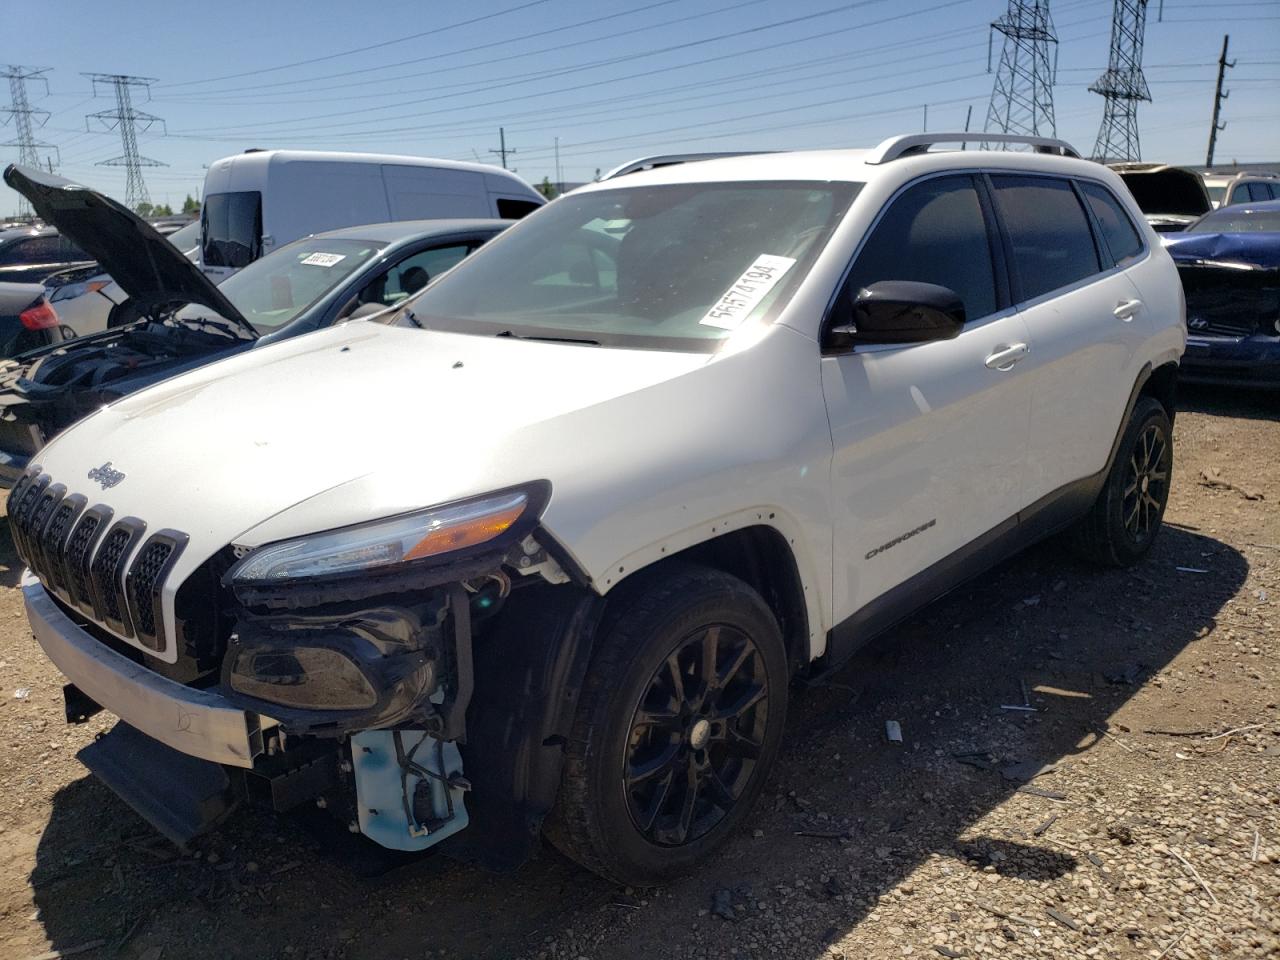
[1114,298,1143,321]
[984,342,1029,371]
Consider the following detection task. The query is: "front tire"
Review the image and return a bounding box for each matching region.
[545,565,788,885]
[1068,395,1173,567]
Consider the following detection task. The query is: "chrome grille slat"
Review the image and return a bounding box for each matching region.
[12,470,184,655]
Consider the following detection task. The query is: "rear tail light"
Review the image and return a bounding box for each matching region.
[19,299,58,331]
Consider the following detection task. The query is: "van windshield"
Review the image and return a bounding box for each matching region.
[178,237,384,334]
[203,191,262,268]
[399,181,859,351]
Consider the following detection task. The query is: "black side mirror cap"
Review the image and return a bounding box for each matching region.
[824,280,966,351]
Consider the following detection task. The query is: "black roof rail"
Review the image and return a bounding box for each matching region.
[865,133,1082,165]
[599,151,774,181]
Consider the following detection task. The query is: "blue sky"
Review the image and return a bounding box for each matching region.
[4,0,1278,215]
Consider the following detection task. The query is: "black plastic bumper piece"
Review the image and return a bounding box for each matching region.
[78,722,241,847]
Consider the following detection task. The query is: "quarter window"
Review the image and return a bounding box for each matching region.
[1079,181,1144,266]
[202,191,263,269]
[844,175,997,322]
[990,176,1101,303]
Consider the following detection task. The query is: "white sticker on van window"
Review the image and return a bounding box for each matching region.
[300,252,347,267]
[699,254,797,330]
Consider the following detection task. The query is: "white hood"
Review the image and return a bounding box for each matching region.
[34,321,711,658]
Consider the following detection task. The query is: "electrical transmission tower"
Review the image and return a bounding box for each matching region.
[2,66,58,217]
[1089,0,1151,162]
[84,74,166,209]
[984,1,1058,141]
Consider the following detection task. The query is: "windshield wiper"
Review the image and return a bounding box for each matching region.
[495,330,599,346]
[172,315,255,340]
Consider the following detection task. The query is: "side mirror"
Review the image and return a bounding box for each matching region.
[825,280,965,351]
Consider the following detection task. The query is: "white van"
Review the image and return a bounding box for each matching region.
[199,149,544,279]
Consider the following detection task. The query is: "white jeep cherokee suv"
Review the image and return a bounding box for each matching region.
[9,134,1184,884]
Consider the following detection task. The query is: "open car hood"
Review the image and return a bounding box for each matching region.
[1111,164,1212,218]
[3,164,256,339]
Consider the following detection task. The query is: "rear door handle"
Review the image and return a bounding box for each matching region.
[984,342,1029,371]
[1114,299,1143,321]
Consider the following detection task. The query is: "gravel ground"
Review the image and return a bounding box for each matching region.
[0,384,1276,960]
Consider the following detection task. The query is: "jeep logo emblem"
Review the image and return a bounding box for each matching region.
[87,462,126,489]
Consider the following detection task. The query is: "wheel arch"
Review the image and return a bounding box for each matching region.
[1140,360,1179,424]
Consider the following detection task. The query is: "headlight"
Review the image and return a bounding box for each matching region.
[49,279,108,303]
[230,486,542,583]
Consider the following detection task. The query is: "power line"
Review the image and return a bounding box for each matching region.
[985,1,1059,139]
[169,0,976,137]
[158,0,694,100]
[1090,0,1151,162]
[84,74,166,209]
[159,0,552,88]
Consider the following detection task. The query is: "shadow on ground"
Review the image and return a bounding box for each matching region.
[1178,382,1278,423]
[28,526,1247,959]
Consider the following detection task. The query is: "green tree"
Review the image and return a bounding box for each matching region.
[134,201,154,217]
[153,203,174,216]
[535,177,558,200]
[182,194,200,215]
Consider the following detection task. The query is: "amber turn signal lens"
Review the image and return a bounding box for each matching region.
[404,502,526,560]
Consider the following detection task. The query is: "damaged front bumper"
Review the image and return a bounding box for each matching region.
[24,571,265,767]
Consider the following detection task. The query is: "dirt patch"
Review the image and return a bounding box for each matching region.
[0,384,1276,960]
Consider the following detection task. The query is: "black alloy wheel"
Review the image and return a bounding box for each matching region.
[545,564,788,885]
[1121,422,1170,545]
[1068,394,1173,567]
[623,623,768,846]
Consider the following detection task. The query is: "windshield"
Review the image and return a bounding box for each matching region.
[178,236,384,334]
[1188,208,1280,233]
[202,191,262,268]
[401,181,859,350]
[1205,185,1227,204]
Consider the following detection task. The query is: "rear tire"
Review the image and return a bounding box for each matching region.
[1068,395,1173,567]
[545,565,788,885]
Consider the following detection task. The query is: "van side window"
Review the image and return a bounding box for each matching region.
[1079,182,1144,267]
[990,175,1101,303]
[844,175,998,322]
[496,198,541,219]
[203,191,263,269]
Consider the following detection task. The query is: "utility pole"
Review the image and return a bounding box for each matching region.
[1089,0,1152,163]
[554,136,562,194]
[1,65,57,217]
[984,1,1059,141]
[489,126,514,171]
[84,73,166,210]
[1206,35,1234,168]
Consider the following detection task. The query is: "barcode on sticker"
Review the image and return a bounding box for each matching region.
[700,254,797,330]
[300,252,346,267]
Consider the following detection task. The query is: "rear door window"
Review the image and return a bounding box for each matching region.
[1079,181,1144,266]
[844,175,998,322]
[377,243,473,305]
[202,191,263,268]
[0,236,60,264]
[495,197,541,219]
[990,175,1101,303]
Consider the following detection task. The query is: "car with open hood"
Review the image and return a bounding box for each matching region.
[0,164,509,486]
[1164,198,1280,388]
[1110,162,1213,233]
[8,134,1185,885]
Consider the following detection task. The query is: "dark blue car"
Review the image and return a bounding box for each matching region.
[1164,199,1280,389]
[0,164,511,485]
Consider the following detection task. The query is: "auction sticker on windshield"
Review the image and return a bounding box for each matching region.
[700,255,797,330]
[300,252,347,267]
